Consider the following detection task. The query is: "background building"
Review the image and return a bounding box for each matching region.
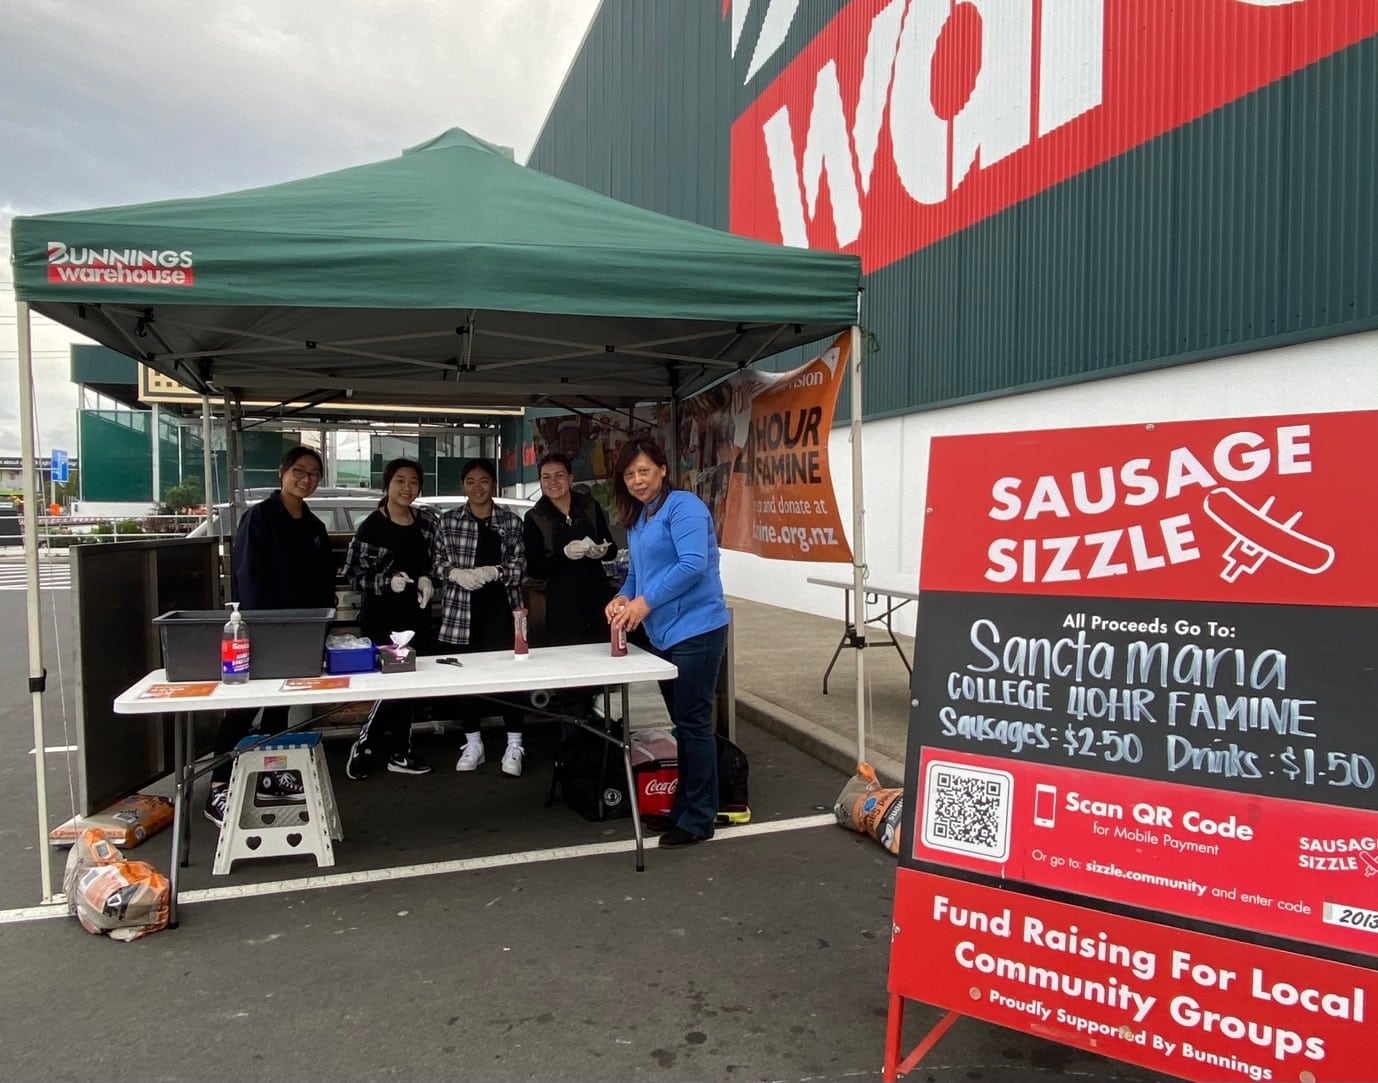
[68,344,509,515]
[527,1,1378,625]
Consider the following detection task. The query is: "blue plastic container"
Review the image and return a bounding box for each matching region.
[326,642,376,675]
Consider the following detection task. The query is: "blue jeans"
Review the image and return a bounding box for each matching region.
[652,623,728,838]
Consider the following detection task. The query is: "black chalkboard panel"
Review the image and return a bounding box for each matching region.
[907,592,1378,811]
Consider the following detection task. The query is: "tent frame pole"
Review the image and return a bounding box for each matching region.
[17,301,55,900]
[201,396,215,529]
[849,322,867,767]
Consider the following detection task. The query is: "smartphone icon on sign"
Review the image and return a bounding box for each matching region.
[1033,784,1057,828]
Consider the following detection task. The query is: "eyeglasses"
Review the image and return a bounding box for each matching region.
[288,467,322,482]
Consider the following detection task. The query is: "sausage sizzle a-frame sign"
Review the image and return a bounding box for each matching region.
[889,411,1378,1081]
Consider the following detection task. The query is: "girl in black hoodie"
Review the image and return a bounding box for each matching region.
[342,458,437,779]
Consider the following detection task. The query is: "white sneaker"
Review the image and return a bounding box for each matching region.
[500,744,525,778]
[456,743,486,772]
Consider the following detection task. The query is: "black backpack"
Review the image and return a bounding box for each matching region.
[547,726,751,822]
[716,734,750,811]
[547,721,631,822]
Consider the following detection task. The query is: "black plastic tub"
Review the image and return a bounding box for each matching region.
[153,608,336,682]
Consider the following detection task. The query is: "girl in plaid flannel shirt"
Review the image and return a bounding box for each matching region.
[432,458,529,776]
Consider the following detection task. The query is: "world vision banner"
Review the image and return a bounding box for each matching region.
[528,334,853,562]
[711,332,852,562]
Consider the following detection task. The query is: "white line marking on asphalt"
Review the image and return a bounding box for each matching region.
[0,813,836,925]
[28,745,77,755]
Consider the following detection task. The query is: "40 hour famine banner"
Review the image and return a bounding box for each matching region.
[530,333,854,563]
[713,332,852,561]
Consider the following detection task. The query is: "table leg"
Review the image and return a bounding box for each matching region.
[167,711,188,928]
[179,714,195,869]
[621,683,644,871]
[821,588,855,695]
[880,598,913,676]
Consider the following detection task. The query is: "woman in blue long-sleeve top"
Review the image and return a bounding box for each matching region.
[605,438,729,848]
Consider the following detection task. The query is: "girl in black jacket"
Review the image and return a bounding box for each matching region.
[522,452,618,646]
[342,458,437,779]
[205,446,337,827]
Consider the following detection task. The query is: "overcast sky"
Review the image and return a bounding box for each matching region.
[0,0,602,458]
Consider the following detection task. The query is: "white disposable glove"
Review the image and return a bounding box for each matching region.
[448,567,486,591]
[585,540,611,560]
[563,538,592,560]
[416,576,434,608]
[389,572,413,594]
[449,566,502,591]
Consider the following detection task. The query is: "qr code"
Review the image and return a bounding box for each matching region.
[920,760,1013,863]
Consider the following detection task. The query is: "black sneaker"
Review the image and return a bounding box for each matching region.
[204,786,229,827]
[256,770,306,805]
[659,826,709,848]
[387,753,432,775]
[346,740,374,781]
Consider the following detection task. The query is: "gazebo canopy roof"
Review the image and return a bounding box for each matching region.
[11,129,860,410]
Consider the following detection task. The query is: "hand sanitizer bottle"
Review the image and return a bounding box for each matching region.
[221,602,251,684]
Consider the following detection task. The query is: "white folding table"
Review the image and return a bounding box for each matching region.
[114,643,678,925]
[806,576,919,694]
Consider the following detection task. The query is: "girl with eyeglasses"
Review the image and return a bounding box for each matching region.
[204,445,338,828]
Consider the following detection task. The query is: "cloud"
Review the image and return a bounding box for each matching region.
[0,0,600,454]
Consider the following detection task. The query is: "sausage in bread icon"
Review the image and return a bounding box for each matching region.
[1202,487,1335,583]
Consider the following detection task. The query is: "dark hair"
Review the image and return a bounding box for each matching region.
[278,446,323,477]
[380,458,423,508]
[537,452,573,475]
[460,457,497,484]
[611,438,673,528]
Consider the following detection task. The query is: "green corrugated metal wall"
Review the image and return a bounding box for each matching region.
[78,411,151,502]
[529,3,1378,419]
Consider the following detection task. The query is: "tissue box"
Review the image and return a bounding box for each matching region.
[378,645,416,673]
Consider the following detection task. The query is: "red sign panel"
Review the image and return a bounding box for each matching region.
[919,411,1378,607]
[892,868,1378,1083]
[912,747,1378,957]
[728,1,1378,272]
[897,410,1378,1074]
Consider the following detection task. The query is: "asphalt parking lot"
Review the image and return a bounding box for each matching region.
[0,587,1172,1082]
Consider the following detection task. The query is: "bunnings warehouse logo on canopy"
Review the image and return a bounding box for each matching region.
[46,242,195,286]
[728,0,1378,272]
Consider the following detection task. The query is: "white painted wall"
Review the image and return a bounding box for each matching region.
[720,329,1378,634]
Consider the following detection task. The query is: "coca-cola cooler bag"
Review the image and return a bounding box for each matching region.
[630,727,678,817]
[548,724,678,822]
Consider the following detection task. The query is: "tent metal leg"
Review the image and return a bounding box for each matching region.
[848,322,868,766]
[16,301,54,901]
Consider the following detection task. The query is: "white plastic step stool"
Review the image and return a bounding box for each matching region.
[213,732,343,874]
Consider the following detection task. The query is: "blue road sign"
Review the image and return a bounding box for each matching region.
[51,449,68,484]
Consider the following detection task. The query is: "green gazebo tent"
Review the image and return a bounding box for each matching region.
[9,129,871,900]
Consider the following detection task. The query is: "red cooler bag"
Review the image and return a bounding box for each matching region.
[630,727,678,817]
